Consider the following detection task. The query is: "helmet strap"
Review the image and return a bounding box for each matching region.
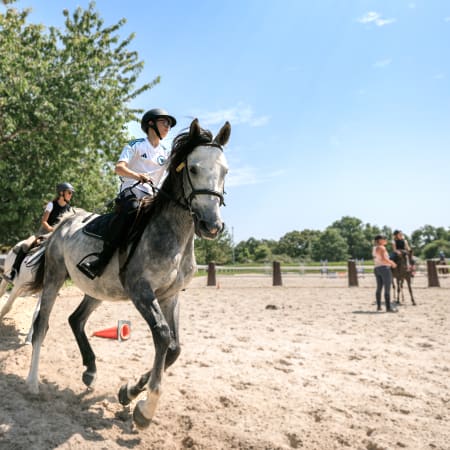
[149,121,162,140]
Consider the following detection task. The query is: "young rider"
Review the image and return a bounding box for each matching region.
[3,182,75,282]
[77,108,176,279]
[392,229,415,273]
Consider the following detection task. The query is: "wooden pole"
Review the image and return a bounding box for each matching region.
[272,261,282,286]
[347,260,358,287]
[207,262,216,286]
[427,260,440,287]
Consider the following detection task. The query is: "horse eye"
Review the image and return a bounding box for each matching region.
[190,166,198,175]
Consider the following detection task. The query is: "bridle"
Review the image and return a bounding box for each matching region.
[175,143,226,211]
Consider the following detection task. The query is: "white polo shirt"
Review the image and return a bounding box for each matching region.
[118,137,170,198]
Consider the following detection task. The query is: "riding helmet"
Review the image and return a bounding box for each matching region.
[141,108,177,133]
[56,182,75,194]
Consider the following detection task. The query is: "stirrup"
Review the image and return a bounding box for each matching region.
[77,253,101,280]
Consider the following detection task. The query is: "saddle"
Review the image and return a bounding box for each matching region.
[82,212,116,241]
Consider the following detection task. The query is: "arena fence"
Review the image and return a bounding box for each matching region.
[198,259,449,288]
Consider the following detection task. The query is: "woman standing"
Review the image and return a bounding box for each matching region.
[373,235,398,312]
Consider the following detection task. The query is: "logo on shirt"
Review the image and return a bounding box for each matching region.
[157,155,166,166]
[142,153,148,159]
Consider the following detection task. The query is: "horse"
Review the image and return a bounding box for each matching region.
[24,118,230,429]
[391,250,416,305]
[0,243,45,343]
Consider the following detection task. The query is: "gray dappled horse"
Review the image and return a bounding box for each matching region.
[0,244,45,343]
[391,250,416,305]
[25,119,230,428]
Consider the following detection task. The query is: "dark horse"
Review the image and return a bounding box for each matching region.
[25,119,230,428]
[391,250,416,305]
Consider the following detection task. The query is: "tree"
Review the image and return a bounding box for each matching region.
[0,2,158,245]
[194,227,233,265]
[331,216,369,259]
[311,228,348,262]
[275,229,320,259]
[421,239,450,260]
[411,225,449,255]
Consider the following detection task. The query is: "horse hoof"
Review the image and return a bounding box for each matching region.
[118,383,131,406]
[133,401,152,429]
[26,377,39,395]
[82,370,96,388]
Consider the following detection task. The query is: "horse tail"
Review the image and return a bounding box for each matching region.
[25,251,46,294]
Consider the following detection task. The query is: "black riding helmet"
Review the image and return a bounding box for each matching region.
[141,108,177,139]
[56,182,75,195]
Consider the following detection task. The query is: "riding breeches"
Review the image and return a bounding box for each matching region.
[374,265,392,309]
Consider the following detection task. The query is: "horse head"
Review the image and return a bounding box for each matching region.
[171,119,230,240]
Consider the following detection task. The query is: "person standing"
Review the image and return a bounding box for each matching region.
[3,182,75,282]
[373,234,398,312]
[77,108,176,280]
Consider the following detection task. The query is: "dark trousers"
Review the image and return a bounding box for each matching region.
[374,265,392,310]
[106,188,140,248]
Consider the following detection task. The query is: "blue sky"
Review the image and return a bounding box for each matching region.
[6,1,450,243]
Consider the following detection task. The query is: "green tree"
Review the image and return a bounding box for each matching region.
[0,2,158,245]
[411,225,449,255]
[331,216,369,259]
[194,227,233,265]
[275,229,320,259]
[421,239,450,259]
[311,227,348,262]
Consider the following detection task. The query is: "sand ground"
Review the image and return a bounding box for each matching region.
[0,274,449,450]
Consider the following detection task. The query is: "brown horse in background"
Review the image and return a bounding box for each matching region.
[392,250,416,305]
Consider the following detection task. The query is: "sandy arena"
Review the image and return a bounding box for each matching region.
[0,274,449,449]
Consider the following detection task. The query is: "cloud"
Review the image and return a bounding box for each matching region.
[357,11,396,27]
[226,165,285,187]
[445,17,450,22]
[373,58,392,68]
[191,103,270,128]
[408,3,416,9]
[433,73,445,80]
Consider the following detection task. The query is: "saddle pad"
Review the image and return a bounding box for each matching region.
[82,213,115,241]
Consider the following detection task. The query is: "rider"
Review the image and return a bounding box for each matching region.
[392,230,415,273]
[3,182,75,282]
[77,108,176,280]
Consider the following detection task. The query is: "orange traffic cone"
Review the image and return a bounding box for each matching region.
[92,320,131,341]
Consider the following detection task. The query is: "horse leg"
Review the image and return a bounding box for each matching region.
[0,278,8,298]
[0,284,25,321]
[406,277,416,305]
[26,278,65,394]
[125,284,178,428]
[68,295,102,388]
[25,295,41,344]
[118,296,181,407]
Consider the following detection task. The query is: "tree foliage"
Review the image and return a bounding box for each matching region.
[0,2,158,244]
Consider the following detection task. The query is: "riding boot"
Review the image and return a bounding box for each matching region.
[3,248,27,282]
[77,243,117,280]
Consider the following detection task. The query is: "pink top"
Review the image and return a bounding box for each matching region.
[373,245,391,267]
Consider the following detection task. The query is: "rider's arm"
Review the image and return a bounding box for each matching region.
[404,239,411,251]
[40,210,54,233]
[40,202,54,233]
[115,161,151,184]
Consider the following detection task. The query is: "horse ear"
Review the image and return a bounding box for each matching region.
[213,121,231,147]
[189,118,201,138]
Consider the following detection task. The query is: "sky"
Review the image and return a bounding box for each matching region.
[4,0,450,243]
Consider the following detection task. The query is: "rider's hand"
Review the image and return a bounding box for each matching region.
[137,173,152,184]
[392,262,397,268]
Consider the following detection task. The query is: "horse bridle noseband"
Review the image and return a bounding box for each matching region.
[176,143,226,210]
